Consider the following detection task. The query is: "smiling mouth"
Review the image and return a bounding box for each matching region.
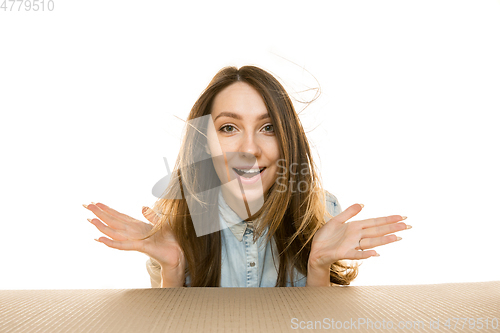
[233,167,266,178]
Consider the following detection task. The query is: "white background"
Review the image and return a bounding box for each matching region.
[1,0,499,289]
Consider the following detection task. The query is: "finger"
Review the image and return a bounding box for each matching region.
[350,249,379,260]
[361,222,408,238]
[326,203,364,225]
[142,207,161,225]
[357,234,401,250]
[94,202,138,224]
[144,208,174,230]
[88,218,128,241]
[360,215,407,229]
[85,203,126,230]
[95,236,139,251]
[92,202,140,226]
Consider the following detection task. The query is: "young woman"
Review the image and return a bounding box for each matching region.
[84,66,410,288]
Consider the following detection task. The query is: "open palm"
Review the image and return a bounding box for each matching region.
[309,203,410,269]
[84,202,185,272]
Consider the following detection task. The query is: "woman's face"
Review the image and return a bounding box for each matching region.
[206,82,281,216]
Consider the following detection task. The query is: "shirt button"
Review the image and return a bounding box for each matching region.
[250,262,255,267]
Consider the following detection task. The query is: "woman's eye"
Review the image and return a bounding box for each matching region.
[262,124,274,133]
[219,125,236,133]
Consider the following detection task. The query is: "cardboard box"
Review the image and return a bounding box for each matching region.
[1,281,499,332]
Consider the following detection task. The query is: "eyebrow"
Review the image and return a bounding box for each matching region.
[214,111,270,122]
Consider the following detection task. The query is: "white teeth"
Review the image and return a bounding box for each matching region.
[234,168,262,174]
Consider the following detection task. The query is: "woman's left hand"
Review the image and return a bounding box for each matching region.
[308,203,410,270]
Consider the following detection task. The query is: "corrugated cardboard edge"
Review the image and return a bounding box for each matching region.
[1,281,499,332]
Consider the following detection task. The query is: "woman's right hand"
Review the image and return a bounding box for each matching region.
[83,202,185,276]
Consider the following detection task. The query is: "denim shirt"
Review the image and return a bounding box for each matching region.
[146,190,341,288]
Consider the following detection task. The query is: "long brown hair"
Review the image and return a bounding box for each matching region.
[141,66,358,287]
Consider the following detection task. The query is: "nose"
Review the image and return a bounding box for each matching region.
[238,132,261,161]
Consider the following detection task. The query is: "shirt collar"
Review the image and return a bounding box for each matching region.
[218,189,256,242]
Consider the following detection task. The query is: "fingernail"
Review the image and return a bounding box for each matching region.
[396,236,402,241]
[359,204,364,208]
[401,216,407,220]
[373,253,380,257]
[87,218,93,223]
[142,206,148,213]
[94,238,101,243]
[83,204,88,209]
[406,225,412,229]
